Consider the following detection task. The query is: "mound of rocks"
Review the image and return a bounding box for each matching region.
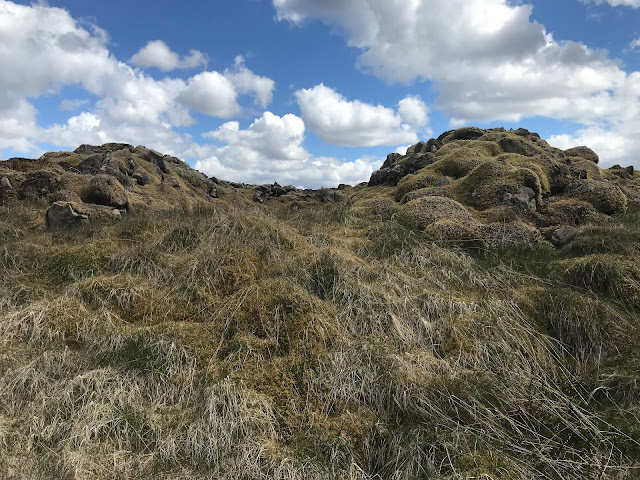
[367,126,637,250]
[0,142,223,229]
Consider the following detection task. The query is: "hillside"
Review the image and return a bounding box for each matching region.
[1,128,639,479]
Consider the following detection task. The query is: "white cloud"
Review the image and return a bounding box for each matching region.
[129,40,207,71]
[631,38,640,49]
[581,0,640,7]
[398,95,429,127]
[295,84,427,146]
[274,0,640,167]
[224,56,275,108]
[0,0,278,162]
[194,112,378,187]
[177,72,240,118]
[59,98,90,111]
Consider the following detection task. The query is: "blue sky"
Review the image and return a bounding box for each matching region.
[1,0,640,187]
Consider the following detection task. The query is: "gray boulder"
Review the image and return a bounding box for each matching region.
[551,226,578,247]
[564,146,599,164]
[86,175,129,209]
[46,202,89,229]
[503,186,536,212]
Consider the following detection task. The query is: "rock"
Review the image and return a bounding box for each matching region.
[551,226,578,247]
[503,186,537,212]
[450,127,485,141]
[608,165,634,179]
[86,175,129,209]
[437,176,454,187]
[132,168,151,186]
[498,136,537,156]
[318,189,344,203]
[368,151,436,187]
[168,178,181,189]
[46,202,89,229]
[564,146,599,164]
[17,171,61,199]
[565,180,627,216]
[253,183,297,202]
[74,143,133,155]
[0,176,12,205]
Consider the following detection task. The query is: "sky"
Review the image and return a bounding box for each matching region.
[1,0,640,188]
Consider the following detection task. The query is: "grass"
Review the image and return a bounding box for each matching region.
[1,190,640,479]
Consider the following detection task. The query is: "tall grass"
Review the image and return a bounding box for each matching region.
[0,196,639,478]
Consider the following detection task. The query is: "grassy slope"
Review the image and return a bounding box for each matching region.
[1,186,639,479]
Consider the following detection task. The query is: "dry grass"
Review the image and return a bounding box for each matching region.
[0,188,639,479]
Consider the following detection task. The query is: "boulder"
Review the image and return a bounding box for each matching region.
[253,182,296,202]
[564,146,599,164]
[503,186,537,212]
[565,180,627,216]
[86,174,129,209]
[17,171,61,199]
[46,202,89,229]
[449,127,485,141]
[318,189,344,203]
[0,177,12,190]
[551,226,578,248]
[132,168,151,186]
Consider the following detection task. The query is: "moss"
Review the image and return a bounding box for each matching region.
[423,219,488,252]
[401,195,475,228]
[45,244,108,282]
[452,159,544,210]
[430,139,499,178]
[400,186,449,204]
[565,180,627,215]
[350,196,396,216]
[478,221,542,249]
[544,198,602,226]
[394,169,444,202]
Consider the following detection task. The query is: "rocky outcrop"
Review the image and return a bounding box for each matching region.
[46,202,89,228]
[253,182,296,203]
[367,126,637,250]
[86,175,129,210]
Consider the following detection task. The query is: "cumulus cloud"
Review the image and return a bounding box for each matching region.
[631,38,640,49]
[0,0,278,159]
[129,40,207,71]
[194,111,378,187]
[224,56,275,108]
[580,0,640,7]
[274,0,640,167]
[295,84,428,146]
[177,72,240,118]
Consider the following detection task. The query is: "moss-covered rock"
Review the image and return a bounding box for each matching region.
[85,174,128,209]
[478,221,542,249]
[394,169,445,202]
[565,180,627,215]
[564,146,599,164]
[451,159,545,211]
[423,219,488,251]
[401,195,475,228]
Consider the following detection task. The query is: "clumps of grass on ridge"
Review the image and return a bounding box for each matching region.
[1,191,640,479]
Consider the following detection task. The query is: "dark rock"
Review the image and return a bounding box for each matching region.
[46,201,89,229]
[208,184,218,198]
[86,175,128,209]
[503,186,536,212]
[77,153,119,175]
[74,143,133,155]
[253,182,296,202]
[337,184,350,190]
[369,151,436,187]
[564,146,599,164]
[498,136,536,156]
[450,127,485,141]
[132,169,151,186]
[608,165,634,179]
[551,226,578,247]
[17,171,60,199]
[318,189,344,203]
